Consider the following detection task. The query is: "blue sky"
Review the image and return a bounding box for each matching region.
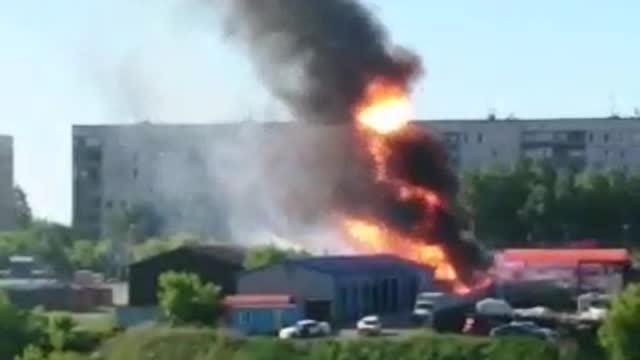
[0,0,638,224]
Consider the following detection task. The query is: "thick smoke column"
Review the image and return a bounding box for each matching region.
[221,0,487,286]
[222,0,423,123]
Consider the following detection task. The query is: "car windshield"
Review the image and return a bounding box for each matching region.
[416,302,434,310]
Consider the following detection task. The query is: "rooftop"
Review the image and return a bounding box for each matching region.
[498,248,631,266]
[224,294,296,309]
[281,254,433,276]
[129,244,246,267]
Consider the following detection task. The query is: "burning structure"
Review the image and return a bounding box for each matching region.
[222,0,487,292]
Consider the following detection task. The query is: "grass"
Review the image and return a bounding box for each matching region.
[46,308,115,333]
[101,326,567,360]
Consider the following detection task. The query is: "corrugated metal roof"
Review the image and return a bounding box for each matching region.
[185,245,246,265]
[500,249,631,266]
[224,294,295,308]
[130,244,246,267]
[285,254,432,276]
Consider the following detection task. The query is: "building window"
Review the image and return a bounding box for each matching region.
[360,284,368,315]
[339,287,347,319]
[620,150,626,159]
[381,279,389,312]
[588,132,594,142]
[463,134,468,144]
[408,277,418,304]
[88,169,100,182]
[105,200,113,209]
[390,279,399,311]
[491,149,498,158]
[133,168,139,179]
[351,286,359,319]
[372,283,380,313]
[477,133,484,144]
[604,133,610,143]
[569,149,585,158]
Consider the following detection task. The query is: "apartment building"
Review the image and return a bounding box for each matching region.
[0,135,15,231]
[426,117,640,173]
[73,117,640,239]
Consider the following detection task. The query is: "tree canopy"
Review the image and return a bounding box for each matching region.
[243,244,310,270]
[460,161,640,248]
[599,284,640,360]
[157,271,223,326]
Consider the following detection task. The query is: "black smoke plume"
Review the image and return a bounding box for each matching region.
[222,0,422,123]
[221,0,488,282]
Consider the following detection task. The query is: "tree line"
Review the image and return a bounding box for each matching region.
[3,160,640,278]
[458,161,640,249]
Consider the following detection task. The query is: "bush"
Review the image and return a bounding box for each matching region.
[157,272,223,326]
[599,284,640,360]
[0,293,47,360]
[15,345,93,360]
[243,245,309,270]
[48,314,77,351]
[104,327,562,360]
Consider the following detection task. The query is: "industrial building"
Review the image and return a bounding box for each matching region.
[73,117,640,239]
[128,245,245,306]
[494,248,632,295]
[0,135,15,231]
[236,255,434,324]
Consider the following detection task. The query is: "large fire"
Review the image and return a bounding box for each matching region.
[355,79,412,135]
[343,77,472,294]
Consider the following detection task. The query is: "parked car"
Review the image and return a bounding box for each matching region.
[475,298,513,317]
[412,292,460,325]
[357,315,382,336]
[490,321,557,342]
[278,319,332,339]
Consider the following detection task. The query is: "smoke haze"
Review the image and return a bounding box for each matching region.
[221,0,423,123]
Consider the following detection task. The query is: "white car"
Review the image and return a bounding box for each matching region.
[412,301,434,325]
[356,315,382,336]
[278,319,332,339]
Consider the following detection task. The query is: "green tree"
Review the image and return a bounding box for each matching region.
[14,186,33,229]
[0,293,47,360]
[243,245,309,270]
[47,314,76,351]
[66,240,108,272]
[599,284,640,360]
[158,271,223,326]
[132,234,202,262]
[461,162,534,247]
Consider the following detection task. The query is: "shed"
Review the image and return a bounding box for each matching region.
[237,255,433,325]
[224,294,302,335]
[128,245,245,306]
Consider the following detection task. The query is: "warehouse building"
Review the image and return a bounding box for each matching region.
[128,245,245,306]
[237,255,433,325]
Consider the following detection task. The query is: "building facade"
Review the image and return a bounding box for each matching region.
[73,117,640,239]
[127,245,245,306]
[426,117,640,173]
[0,135,15,231]
[236,255,434,324]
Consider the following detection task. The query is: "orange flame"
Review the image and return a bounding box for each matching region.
[342,218,456,280]
[355,79,412,135]
[342,77,474,294]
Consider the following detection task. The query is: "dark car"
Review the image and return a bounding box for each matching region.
[490,322,557,342]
